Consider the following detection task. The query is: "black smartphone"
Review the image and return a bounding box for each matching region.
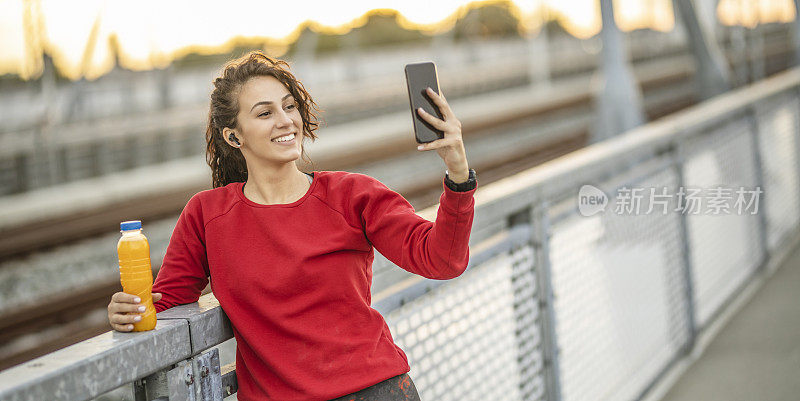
[405,61,444,143]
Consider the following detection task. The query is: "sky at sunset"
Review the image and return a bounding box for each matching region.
[0,0,795,81]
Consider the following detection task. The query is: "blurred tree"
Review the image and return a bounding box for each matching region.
[287,10,433,56]
[543,18,571,37]
[313,32,342,54]
[171,43,269,69]
[453,3,519,41]
[355,11,430,49]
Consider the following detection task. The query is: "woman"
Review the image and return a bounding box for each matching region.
[107,51,477,401]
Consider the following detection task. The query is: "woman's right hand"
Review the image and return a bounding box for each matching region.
[107,291,163,332]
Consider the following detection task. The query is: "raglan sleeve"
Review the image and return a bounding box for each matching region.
[152,194,210,312]
[353,174,477,280]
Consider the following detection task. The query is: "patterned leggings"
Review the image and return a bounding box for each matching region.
[328,373,421,401]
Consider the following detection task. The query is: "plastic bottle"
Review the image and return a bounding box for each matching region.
[117,220,157,331]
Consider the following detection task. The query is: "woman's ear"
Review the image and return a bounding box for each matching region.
[223,128,241,148]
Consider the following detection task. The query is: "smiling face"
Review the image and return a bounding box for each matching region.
[224,75,304,167]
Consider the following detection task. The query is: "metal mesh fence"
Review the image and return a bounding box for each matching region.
[384,243,545,401]
[510,243,547,401]
[547,157,689,401]
[679,117,763,327]
[755,95,800,253]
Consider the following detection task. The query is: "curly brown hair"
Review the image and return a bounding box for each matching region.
[205,51,322,188]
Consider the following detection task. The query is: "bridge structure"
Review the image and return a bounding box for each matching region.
[1,44,800,400]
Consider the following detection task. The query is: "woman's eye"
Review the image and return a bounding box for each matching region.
[259,111,270,117]
[286,104,296,109]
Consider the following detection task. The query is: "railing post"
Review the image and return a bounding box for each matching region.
[531,202,562,401]
[133,368,170,401]
[220,363,238,399]
[506,207,540,400]
[745,106,771,269]
[671,141,698,353]
[133,378,146,401]
[191,348,223,401]
[167,360,196,401]
[164,348,223,401]
[162,348,225,401]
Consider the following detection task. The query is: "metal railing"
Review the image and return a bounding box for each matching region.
[2,65,800,400]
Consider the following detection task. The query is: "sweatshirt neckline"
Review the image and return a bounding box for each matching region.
[235,171,319,208]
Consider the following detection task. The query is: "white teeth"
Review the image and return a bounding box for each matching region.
[273,133,295,143]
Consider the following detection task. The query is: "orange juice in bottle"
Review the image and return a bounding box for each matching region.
[117,220,157,331]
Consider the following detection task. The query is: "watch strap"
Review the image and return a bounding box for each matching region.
[444,168,477,192]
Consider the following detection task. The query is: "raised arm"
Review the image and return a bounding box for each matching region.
[356,175,476,280]
[358,83,477,279]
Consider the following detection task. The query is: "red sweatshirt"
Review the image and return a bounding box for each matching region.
[152,170,476,401]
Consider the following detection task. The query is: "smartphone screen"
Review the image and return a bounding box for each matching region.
[405,61,444,143]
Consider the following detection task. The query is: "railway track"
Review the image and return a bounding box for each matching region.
[0,44,795,372]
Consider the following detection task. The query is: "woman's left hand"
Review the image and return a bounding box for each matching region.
[416,87,470,183]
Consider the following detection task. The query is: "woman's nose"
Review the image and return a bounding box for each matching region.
[276,110,292,127]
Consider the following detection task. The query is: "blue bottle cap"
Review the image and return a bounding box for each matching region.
[120,220,142,231]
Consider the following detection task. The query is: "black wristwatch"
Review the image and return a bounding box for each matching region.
[444,168,477,192]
